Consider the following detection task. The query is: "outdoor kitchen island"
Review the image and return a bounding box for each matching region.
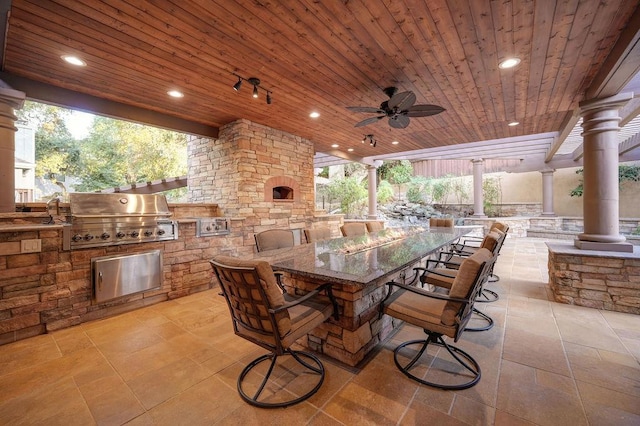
[251,226,468,367]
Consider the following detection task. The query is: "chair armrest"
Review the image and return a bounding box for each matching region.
[270,283,339,320]
[414,267,456,280]
[384,281,469,304]
[423,258,462,270]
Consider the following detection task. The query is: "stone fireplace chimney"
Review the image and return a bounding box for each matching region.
[187,119,316,235]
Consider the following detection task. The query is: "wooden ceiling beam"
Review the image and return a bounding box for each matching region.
[0,71,219,138]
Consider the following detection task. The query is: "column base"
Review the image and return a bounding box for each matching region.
[471,214,487,218]
[540,212,556,217]
[574,239,633,253]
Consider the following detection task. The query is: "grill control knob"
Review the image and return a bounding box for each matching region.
[72,234,83,242]
[100,232,110,240]
[143,230,153,237]
[130,231,140,238]
[116,231,126,238]
[84,234,94,241]
[157,229,166,236]
[205,225,212,231]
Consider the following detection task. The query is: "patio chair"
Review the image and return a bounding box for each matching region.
[365,221,384,233]
[304,226,332,243]
[429,217,454,228]
[340,222,367,237]
[380,248,492,389]
[254,229,295,292]
[210,255,338,408]
[415,232,500,331]
[254,229,295,252]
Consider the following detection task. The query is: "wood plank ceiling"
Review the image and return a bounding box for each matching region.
[1,0,639,166]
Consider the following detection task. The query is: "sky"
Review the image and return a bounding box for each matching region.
[65,110,95,139]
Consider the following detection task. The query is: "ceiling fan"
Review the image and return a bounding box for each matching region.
[347,87,445,129]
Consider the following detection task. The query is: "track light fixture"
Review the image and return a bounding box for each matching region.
[362,134,376,147]
[231,74,273,105]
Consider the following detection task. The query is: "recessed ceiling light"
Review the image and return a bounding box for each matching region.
[331,144,339,148]
[309,112,320,118]
[61,55,86,67]
[167,90,184,98]
[508,121,520,126]
[348,148,354,152]
[391,141,399,145]
[499,57,521,69]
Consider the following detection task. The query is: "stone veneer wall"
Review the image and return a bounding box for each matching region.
[0,216,242,345]
[547,242,640,314]
[187,119,317,253]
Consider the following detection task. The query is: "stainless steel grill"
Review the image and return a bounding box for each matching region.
[63,193,178,250]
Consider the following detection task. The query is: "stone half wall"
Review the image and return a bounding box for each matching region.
[187,119,317,252]
[547,242,640,314]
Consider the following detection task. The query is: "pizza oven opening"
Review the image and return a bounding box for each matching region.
[273,186,293,200]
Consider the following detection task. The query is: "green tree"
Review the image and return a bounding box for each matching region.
[451,177,469,206]
[376,179,394,204]
[432,176,452,204]
[326,176,367,217]
[74,117,188,193]
[483,176,502,216]
[406,176,432,203]
[385,160,413,199]
[16,101,82,179]
[570,165,640,197]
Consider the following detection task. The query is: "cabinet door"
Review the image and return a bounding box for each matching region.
[92,250,162,303]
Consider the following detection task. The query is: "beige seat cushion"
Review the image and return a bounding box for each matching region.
[421,267,455,289]
[383,289,458,338]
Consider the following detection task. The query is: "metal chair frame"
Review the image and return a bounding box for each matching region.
[210,259,338,408]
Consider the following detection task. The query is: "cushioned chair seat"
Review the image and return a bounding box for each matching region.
[421,267,455,289]
[383,290,456,337]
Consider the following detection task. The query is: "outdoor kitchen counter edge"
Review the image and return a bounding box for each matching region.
[0,223,68,232]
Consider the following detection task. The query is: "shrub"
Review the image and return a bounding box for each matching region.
[377,180,394,204]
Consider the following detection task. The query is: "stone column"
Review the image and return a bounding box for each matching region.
[575,92,633,252]
[366,162,381,219]
[0,85,26,213]
[540,169,555,216]
[471,159,485,217]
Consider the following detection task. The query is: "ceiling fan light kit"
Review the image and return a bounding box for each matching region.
[232,74,272,104]
[347,86,445,128]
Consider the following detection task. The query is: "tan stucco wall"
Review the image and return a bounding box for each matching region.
[438,164,639,218]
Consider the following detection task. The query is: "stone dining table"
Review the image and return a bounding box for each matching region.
[252,226,468,367]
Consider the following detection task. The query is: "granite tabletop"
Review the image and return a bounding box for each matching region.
[253,226,468,286]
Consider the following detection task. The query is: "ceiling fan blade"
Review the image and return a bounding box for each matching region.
[389,115,410,129]
[355,116,385,127]
[347,106,385,114]
[406,104,446,117]
[388,91,416,110]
